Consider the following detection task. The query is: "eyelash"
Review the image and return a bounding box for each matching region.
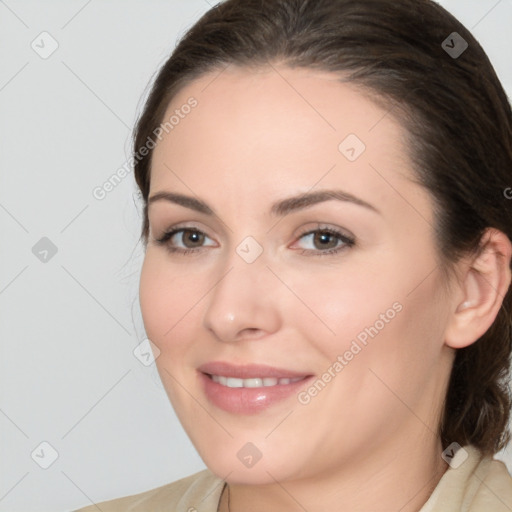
[154,226,355,257]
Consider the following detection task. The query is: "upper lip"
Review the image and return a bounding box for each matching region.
[198,361,312,379]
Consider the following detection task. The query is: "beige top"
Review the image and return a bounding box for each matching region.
[73,445,512,511]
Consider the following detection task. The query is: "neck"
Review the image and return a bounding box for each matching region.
[219,435,448,512]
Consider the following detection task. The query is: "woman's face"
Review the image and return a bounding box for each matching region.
[139,65,455,484]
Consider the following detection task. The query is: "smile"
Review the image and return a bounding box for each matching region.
[209,375,305,388]
[198,362,314,414]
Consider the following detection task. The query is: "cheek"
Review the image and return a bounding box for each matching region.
[139,256,206,411]
[287,263,396,358]
[328,269,448,398]
[292,248,446,371]
[139,253,203,349]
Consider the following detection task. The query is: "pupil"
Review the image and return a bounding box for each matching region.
[314,231,336,249]
[185,230,203,247]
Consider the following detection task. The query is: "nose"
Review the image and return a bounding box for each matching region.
[202,254,281,343]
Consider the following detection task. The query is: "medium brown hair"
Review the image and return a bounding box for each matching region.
[132,0,512,456]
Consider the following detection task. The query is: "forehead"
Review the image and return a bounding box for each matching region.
[149,64,428,221]
[154,64,405,161]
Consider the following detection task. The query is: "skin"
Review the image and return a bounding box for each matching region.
[139,64,512,512]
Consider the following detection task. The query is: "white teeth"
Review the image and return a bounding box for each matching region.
[226,377,244,388]
[244,378,263,388]
[210,375,303,388]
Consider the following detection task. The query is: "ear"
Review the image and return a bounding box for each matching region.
[445,228,512,349]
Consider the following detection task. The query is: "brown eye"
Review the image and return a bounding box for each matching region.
[154,226,216,254]
[294,227,355,256]
[312,231,339,250]
[180,229,205,248]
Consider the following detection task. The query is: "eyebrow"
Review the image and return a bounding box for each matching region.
[147,189,380,216]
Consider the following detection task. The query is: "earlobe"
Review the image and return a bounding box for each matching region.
[445,228,512,349]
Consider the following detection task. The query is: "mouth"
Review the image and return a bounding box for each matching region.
[197,361,314,414]
[208,375,305,388]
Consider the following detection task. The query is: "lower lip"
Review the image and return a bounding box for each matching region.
[199,372,313,414]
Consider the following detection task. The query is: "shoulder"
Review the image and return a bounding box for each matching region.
[467,448,512,511]
[73,469,225,512]
[420,445,512,512]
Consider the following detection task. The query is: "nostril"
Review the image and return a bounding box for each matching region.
[237,327,264,340]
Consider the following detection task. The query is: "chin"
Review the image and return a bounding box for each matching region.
[203,454,299,485]
[188,431,309,485]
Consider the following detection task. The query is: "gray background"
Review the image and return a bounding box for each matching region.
[1,1,511,511]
